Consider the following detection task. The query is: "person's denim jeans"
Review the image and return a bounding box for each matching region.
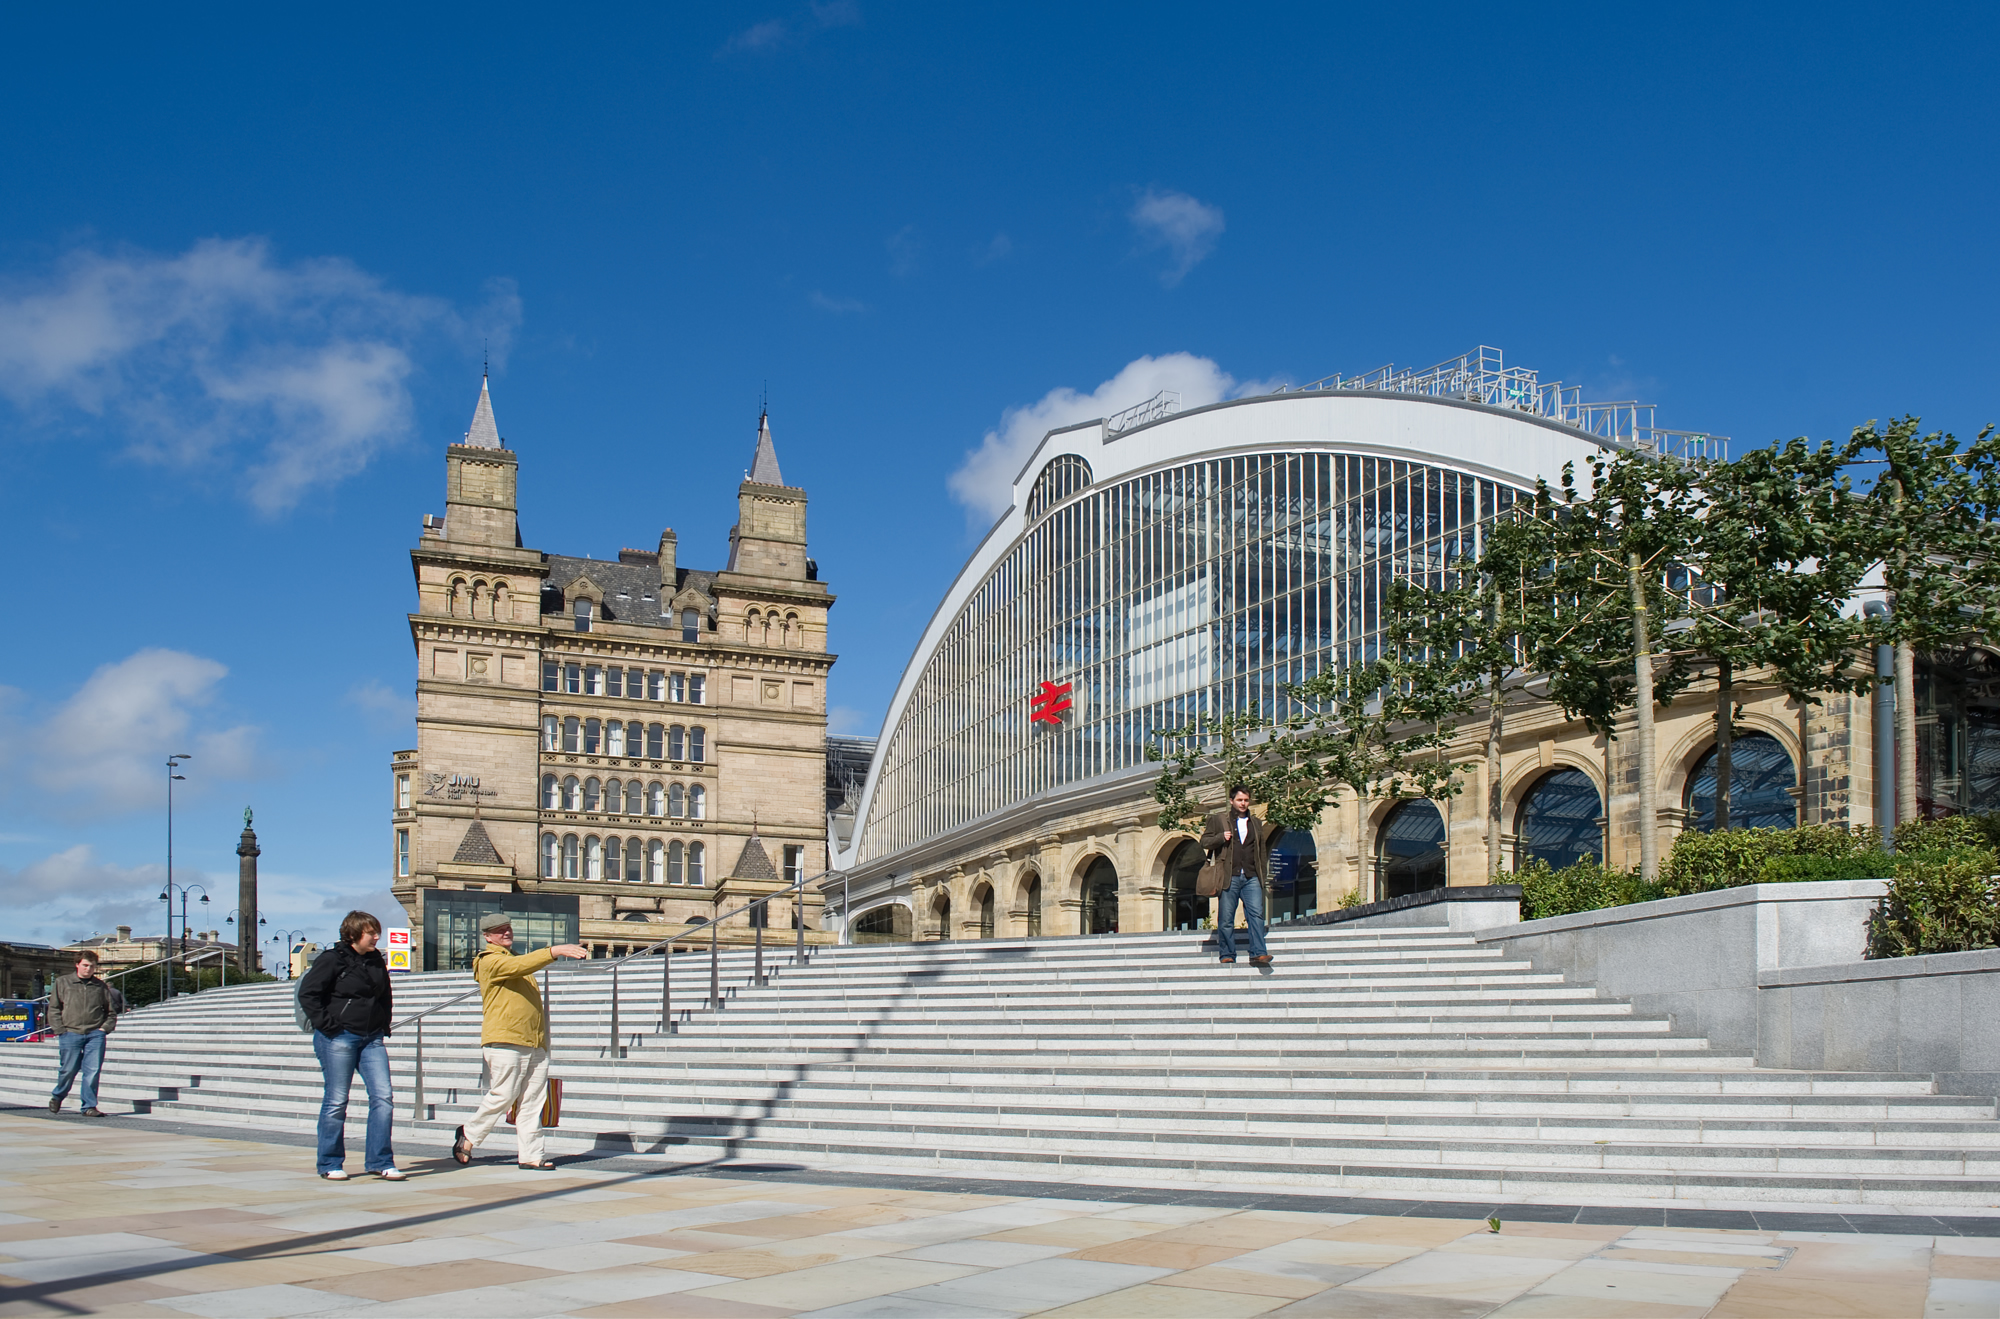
[1216,873,1269,960]
[52,1030,106,1109]
[312,1030,395,1173]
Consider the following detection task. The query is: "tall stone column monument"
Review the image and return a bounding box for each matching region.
[237,809,260,976]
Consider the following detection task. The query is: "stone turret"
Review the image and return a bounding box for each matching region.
[444,376,520,548]
[236,811,260,976]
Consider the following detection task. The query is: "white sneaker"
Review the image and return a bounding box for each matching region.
[319,1169,350,1181]
[376,1168,408,1181]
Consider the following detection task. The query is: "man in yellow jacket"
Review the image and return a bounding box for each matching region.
[451,913,587,1169]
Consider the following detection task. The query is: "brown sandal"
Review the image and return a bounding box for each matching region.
[451,1125,472,1165]
[517,1161,558,1170]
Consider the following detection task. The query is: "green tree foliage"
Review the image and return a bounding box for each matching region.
[1851,417,2000,649]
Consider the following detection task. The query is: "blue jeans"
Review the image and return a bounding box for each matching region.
[1216,873,1268,960]
[312,1030,395,1173]
[52,1030,106,1109]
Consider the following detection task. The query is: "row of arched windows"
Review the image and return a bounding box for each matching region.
[540,833,706,883]
[446,576,511,621]
[540,717,705,762]
[746,608,805,648]
[542,662,705,703]
[541,774,706,818]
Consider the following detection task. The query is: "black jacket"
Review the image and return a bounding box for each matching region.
[297,944,393,1036]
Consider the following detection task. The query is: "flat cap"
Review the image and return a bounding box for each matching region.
[478,913,515,932]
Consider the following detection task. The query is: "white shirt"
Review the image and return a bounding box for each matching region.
[1235,815,1249,843]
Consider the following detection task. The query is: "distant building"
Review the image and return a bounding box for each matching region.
[393,379,837,968]
[64,926,240,971]
[0,943,71,1000]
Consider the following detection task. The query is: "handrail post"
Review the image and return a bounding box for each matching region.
[411,1017,425,1121]
[795,876,805,962]
[609,960,620,1057]
[709,919,720,1009]
[660,942,672,1032]
[755,908,764,987]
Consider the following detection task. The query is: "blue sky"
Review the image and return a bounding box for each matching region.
[2,2,1995,950]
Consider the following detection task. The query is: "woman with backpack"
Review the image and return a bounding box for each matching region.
[297,910,403,1181]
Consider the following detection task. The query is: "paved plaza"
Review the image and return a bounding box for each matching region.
[2,1112,1998,1317]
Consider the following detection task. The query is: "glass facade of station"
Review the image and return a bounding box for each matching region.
[860,451,1525,863]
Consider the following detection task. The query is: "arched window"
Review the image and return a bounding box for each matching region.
[646,723,664,758]
[1083,856,1119,935]
[583,777,601,812]
[583,719,601,754]
[1378,799,1447,900]
[1025,875,1042,937]
[541,774,558,810]
[681,608,700,642]
[540,833,558,878]
[647,781,665,815]
[562,833,580,879]
[584,836,602,880]
[627,838,644,882]
[1516,768,1604,870]
[605,836,622,881]
[604,778,623,815]
[647,839,664,883]
[1026,454,1093,520]
[668,725,686,760]
[1165,840,1207,931]
[606,721,625,757]
[1270,833,1319,923]
[561,775,581,811]
[853,905,912,944]
[1685,732,1798,832]
[688,784,706,819]
[667,840,684,884]
[493,582,509,622]
[574,597,593,632]
[448,577,467,616]
[541,716,558,752]
[932,889,952,940]
[689,727,706,763]
[977,885,994,939]
[668,783,686,818]
[785,612,800,648]
[688,842,706,886]
[471,580,488,619]
[562,717,579,753]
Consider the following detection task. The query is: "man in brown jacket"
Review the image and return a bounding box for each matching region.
[450,914,586,1170]
[1199,784,1284,965]
[49,949,125,1116]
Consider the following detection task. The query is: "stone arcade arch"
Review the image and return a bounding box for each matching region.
[1377,799,1447,900]
[1080,855,1119,935]
[1163,839,1206,931]
[1515,768,1604,871]
[1684,731,1798,833]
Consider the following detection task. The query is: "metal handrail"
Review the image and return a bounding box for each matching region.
[17,952,190,1007]
[398,868,831,1120]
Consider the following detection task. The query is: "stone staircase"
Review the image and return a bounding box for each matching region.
[4,924,1997,1207]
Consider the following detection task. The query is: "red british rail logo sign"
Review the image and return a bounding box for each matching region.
[1030,680,1073,725]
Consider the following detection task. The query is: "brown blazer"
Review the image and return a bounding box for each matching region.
[1199,807,1284,884]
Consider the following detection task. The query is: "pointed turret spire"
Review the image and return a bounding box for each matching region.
[463,375,501,448]
[750,409,784,485]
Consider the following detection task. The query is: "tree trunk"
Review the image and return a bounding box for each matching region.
[1714,658,1733,832]
[1629,553,1660,883]
[1486,669,1504,878]
[1896,640,1918,823]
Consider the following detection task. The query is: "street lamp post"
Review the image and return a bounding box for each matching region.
[225,909,267,977]
[272,930,307,980]
[157,881,208,997]
[162,754,192,1000]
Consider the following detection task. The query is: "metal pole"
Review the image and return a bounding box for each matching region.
[1877,638,1898,850]
[795,876,805,962]
[755,908,764,987]
[609,960,620,1056]
[709,919,720,1010]
[660,942,672,1032]
[411,1018,425,1121]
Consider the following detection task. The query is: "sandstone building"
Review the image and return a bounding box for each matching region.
[391,380,835,968]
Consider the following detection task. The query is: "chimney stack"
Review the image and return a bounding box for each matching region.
[658,529,678,590]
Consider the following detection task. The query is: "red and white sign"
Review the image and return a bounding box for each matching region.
[1030,680,1073,726]
[385,927,412,973]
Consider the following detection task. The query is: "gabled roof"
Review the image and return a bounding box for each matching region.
[750,410,784,485]
[452,819,505,865]
[463,376,501,448]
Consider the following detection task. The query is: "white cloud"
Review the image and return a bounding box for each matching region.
[827,705,877,737]
[886,225,921,278]
[720,1,860,54]
[0,239,520,512]
[346,679,415,731]
[809,290,869,314]
[947,353,1273,523]
[973,233,1013,267]
[1129,188,1226,286]
[0,844,191,944]
[4,648,259,814]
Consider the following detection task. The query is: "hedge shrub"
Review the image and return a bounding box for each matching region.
[1867,847,2000,958]
[1518,860,1663,921]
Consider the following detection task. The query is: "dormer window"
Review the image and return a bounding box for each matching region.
[681,608,699,643]
[575,598,593,632]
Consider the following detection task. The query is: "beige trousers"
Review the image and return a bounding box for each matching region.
[462,1044,548,1165]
